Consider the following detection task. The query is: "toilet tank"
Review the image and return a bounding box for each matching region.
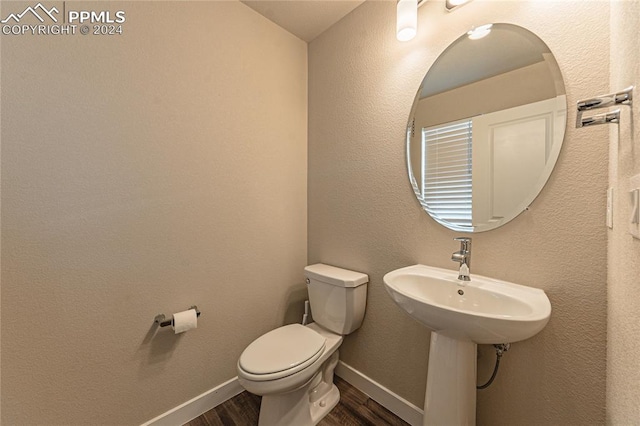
[304,264,368,335]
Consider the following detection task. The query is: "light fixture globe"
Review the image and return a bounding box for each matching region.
[397,0,417,41]
[467,23,493,40]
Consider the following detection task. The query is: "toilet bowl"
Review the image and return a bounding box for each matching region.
[237,323,343,425]
[236,264,368,426]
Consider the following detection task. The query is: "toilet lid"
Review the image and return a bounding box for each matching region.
[239,324,326,379]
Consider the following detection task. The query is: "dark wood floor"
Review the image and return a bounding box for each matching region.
[184,376,409,426]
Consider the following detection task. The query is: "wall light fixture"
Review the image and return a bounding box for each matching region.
[397,0,473,41]
[396,0,418,42]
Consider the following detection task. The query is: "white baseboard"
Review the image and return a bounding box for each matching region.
[335,361,424,426]
[140,377,244,426]
[141,362,424,426]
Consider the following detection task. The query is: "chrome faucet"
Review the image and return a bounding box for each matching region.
[451,237,472,281]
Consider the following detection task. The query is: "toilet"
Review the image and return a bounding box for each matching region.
[237,263,368,426]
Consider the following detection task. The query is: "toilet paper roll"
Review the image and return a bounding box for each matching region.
[172,309,198,334]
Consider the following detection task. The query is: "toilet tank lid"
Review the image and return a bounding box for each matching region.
[304,263,368,288]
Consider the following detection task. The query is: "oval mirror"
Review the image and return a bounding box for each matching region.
[407,23,566,232]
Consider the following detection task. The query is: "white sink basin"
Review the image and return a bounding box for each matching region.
[383,264,551,344]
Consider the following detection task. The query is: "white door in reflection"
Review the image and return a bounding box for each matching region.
[417,95,565,230]
[473,97,560,226]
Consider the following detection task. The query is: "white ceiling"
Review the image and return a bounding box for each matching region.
[241,0,366,42]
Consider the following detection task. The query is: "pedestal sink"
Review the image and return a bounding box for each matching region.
[383,265,551,426]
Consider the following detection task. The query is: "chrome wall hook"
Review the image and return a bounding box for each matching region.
[576,86,633,128]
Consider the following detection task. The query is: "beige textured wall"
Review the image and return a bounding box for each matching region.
[416,61,558,129]
[607,0,640,423]
[309,1,609,424]
[1,1,307,424]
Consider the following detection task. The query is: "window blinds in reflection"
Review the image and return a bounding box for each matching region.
[422,119,473,230]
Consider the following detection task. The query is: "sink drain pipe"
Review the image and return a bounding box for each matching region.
[477,343,510,390]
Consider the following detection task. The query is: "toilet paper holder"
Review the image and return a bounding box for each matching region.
[154,306,201,328]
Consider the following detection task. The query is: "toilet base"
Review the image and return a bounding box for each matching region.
[257,352,340,426]
[310,383,340,424]
[258,382,339,426]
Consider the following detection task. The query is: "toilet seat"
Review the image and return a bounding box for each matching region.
[238,324,326,382]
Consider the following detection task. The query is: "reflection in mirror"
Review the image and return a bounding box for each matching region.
[407,23,566,232]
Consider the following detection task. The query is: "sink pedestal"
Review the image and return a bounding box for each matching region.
[424,332,477,426]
